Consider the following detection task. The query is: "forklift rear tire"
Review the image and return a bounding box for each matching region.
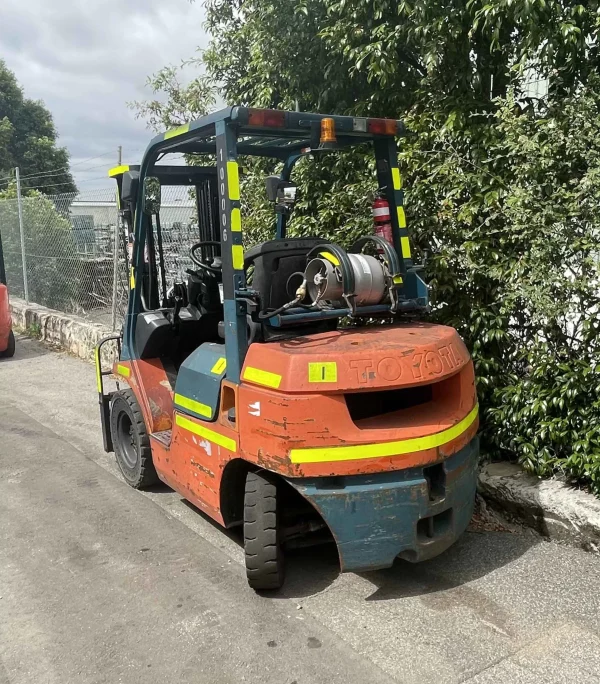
[244,471,284,591]
[0,330,15,358]
[110,389,158,489]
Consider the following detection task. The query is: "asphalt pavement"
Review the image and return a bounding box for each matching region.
[1,334,600,684]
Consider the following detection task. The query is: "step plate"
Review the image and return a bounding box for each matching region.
[151,429,172,447]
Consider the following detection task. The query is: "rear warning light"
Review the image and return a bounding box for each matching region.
[320,117,337,144]
[367,118,397,135]
[247,108,286,127]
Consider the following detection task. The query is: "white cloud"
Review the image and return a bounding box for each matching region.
[0,0,208,192]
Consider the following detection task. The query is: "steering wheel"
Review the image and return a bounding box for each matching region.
[190,241,222,274]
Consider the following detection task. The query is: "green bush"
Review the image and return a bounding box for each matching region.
[404,88,600,493]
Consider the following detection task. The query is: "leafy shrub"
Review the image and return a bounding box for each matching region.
[405,87,600,494]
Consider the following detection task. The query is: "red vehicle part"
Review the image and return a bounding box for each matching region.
[0,283,14,357]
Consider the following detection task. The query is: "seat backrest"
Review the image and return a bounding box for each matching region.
[244,237,328,311]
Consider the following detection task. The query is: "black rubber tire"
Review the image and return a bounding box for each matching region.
[244,471,284,591]
[110,389,158,489]
[0,330,15,358]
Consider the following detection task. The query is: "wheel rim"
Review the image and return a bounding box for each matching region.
[117,411,137,469]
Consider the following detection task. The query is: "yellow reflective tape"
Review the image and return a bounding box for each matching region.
[391,167,402,190]
[231,207,241,232]
[232,244,244,270]
[397,206,407,228]
[94,347,102,392]
[308,362,337,383]
[400,236,412,259]
[164,123,190,140]
[211,357,227,374]
[174,393,212,418]
[393,275,404,285]
[117,364,130,378]
[108,165,130,178]
[290,404,479,464]
[129,267,135,290]
[319,251,340,266]
[243,366,282,389]
[227,161,240,200]
[175,413,237,452]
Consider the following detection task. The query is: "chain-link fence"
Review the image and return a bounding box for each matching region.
[0,187,197,330]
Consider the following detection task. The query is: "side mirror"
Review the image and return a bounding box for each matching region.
[143,176,161,215]
[265,176,297,216]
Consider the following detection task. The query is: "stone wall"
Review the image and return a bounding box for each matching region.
[10,296,112,362]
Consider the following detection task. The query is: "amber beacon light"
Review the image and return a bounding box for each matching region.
[320,117,337,145]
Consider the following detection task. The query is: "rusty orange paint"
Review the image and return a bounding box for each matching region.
[237,324,477,478]
[151,409,239,526]
[121,322,478,527]
[113,358,174,433]
[242,322,468,393]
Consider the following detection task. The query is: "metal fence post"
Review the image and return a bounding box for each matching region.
[111,202,120,331]
[15,167,29,303]
[111,148,123,330]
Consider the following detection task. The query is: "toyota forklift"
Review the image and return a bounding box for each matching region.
[96,107,479,590]
[0,228,15,358]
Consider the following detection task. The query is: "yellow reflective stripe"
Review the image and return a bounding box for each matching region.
[175,413,237,452]
[174,393,212,418]
[94,347,102,392]
[108,165,130,178]
[290,404,479,464]
[391,167,402,190]
[393,275,403,285]
[231,207,241,232]
[227,161,240,200]
[129,267,135,290]
[400,236,412,259]
[211,357,227,374]
[117,364,130,378]
[319,251,340,266]
[243,366,282,389]
[232,244,244,270]
[164,123,190,140]
[397,206,407,228]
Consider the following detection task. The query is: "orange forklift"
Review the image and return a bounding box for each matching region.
[96,107,479,590]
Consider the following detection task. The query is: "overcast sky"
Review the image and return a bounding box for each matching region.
[0,0,208,193]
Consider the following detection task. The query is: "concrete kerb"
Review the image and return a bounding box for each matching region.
[10,296,112,362]
[9,296,600,554]
[479,462,600,554]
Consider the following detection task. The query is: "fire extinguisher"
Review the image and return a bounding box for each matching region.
[372,190,393,245]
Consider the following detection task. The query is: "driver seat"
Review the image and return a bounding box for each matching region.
[244,237,329,311]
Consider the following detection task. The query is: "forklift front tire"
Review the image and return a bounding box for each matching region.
[244,471,284,591]
[110,389,158,489]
